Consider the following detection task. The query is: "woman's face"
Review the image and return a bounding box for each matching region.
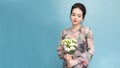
[70,7,83,25]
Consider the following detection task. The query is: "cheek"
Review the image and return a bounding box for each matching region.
[70,16,74,20]
[78,18,83,22]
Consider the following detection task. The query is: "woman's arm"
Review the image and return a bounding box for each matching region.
[85,28,94,62]
[57,30,76,60]
[68,28,94,66]
[57,31,65,59]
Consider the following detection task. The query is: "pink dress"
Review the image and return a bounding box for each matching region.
[57,26,94,68]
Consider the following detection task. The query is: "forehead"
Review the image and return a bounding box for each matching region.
[72,8,83,15]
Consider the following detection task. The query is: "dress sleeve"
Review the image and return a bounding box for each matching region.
[72,28,94,66]
[85,28,94,63]
[57,30,65,59]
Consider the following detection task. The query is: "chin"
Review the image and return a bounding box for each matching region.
[72,22,79,25]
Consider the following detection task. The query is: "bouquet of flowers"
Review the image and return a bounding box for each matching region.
[61,37,78,54]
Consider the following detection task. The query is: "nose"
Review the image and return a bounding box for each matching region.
[74,15,77,19]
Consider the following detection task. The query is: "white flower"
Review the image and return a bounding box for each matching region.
[72,38,77,43]
[63,46,67,49]
[70,47,76,50]
[65,47,70,52]
[69,43,75,47]
[63,42,67,46]
[61,38,78,53]
[74,44,78,47]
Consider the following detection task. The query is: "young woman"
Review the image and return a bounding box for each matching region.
[57,3,94,68]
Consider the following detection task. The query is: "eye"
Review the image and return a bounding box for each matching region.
[72,13,75,16]
[78,15,81,17]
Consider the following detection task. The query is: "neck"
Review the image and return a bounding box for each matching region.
[71,24,81,31]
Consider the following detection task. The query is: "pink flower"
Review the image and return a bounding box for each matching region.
[72,31,79,37]
[80,57,88,66]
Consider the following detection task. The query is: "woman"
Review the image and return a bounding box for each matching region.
[57,3,94,68]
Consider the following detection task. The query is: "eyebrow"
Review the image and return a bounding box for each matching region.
[72,13,82,15]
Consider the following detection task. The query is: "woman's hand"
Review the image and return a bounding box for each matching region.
[64,54,73,61]
[67,59,78,67]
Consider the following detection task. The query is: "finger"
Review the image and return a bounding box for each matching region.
[67,61,71,67]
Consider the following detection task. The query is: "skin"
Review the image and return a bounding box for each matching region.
[70,7,83,31]
[64,7,84,67]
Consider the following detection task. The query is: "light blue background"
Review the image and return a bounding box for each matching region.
[0,0,120,68]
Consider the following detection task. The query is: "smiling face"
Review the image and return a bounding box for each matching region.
[70,7,83,25]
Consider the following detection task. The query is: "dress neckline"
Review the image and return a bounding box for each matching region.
[69,26,83,32]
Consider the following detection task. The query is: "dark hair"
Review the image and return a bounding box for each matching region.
[70,3,86,19]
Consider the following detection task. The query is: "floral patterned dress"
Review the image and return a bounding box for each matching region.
[57,26,94,68]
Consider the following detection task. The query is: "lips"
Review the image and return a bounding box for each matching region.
[73,20,78,22]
